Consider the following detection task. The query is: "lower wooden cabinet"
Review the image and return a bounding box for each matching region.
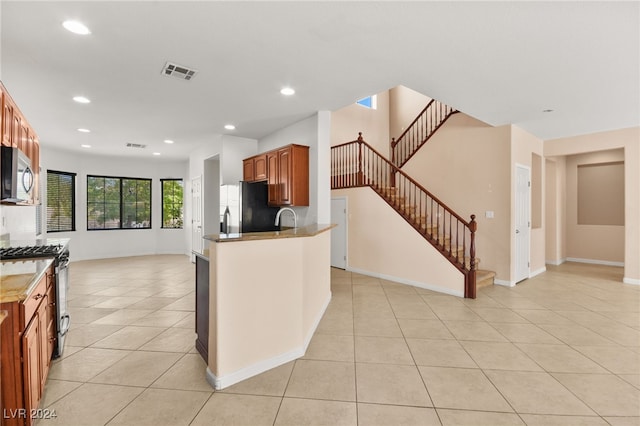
[1,266,55,426]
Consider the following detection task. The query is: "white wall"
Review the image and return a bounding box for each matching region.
[39,146,188,261]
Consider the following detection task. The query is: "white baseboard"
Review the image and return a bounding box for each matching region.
[206,347,304,390]
[545,258,566,266]
[529,267,546,278]
[346,266,464,298]
[623,277,640,285]
[205,291,332,391]
[494,279,516,287]
[566,257,624,267]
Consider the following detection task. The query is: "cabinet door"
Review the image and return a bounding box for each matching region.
[254,154,267,181]
[22,314,41,416]
[31,138,40,204]
[38,295,50,394]
[266,152,279,205]
[1,92,14,147]
[243,158,255,182]
[277,147,292,206]
[11,111,21,149]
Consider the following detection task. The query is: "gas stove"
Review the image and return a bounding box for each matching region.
[0,244,65,260]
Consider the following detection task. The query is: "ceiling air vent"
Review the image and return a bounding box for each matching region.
[126,143,147,149]
[161,61,197,81]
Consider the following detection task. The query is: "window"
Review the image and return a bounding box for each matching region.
[356,95,377,109]
[161,179,184,228]
[47,170,76,232]
[87,175,151,230]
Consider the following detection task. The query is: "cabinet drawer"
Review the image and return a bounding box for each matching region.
[20,274,47,329]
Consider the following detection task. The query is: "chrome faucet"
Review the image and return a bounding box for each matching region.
[274,207,297,228]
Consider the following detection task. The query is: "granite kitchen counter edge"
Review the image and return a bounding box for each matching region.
[0,258,55,303]
[204,223,336,243]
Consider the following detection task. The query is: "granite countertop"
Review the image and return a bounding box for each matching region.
[203,223,336,243]
[0,258,54,303]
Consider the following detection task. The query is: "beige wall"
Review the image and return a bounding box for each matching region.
[389,85,432,143]
[511,125,546,278]
[330,90,390,156]
[401,113,513,283]
[565,149,625,264]
[332,187,465,296]
[545,127,639,283]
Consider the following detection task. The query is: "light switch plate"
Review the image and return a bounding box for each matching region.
[485,211,494,219]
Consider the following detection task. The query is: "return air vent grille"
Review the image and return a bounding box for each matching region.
[126,143,147,149]
[161,61,198,81]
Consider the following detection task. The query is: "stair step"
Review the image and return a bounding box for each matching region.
[476,269,496,290]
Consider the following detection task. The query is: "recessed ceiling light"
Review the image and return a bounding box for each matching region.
[62,20,91,35]
[81,144,91,148]
[73,96,91,104]
[153,152,161,156]
[280,87,295,96]
[77,128,91,133]
[163,139,174,144]
[224,124,236,130]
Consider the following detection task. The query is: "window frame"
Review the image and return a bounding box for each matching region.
[161,178,184,229]
[86,174,152,231]
[46,169,76,233]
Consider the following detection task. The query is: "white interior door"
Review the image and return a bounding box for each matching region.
[191,176,203,261]
[331,198,347,269]
[515,165,531,283]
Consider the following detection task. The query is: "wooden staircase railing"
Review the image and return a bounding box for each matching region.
[332,133,477,298]
[391,99,457,168]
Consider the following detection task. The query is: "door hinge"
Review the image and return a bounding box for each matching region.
[343,255,346,260]
[528,262,530,267]
[343,209,346,213]
[528,181,531,187]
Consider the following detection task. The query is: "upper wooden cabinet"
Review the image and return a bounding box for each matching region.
[244,144,309,207]
[0,83,41,204]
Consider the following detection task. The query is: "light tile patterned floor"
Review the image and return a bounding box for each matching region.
[39,256,640,425]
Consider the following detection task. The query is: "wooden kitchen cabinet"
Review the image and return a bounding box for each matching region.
[254,154,267,181]
[0,265,56,426]
[244,144,309,207]
[242,157,255,182]
[270,144,309,206]
[0,83,41,204]
[242,154,267,182]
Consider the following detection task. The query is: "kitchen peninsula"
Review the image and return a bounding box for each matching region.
[196,223,334,390]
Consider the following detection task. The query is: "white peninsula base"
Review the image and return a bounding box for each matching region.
[203,224,334,390]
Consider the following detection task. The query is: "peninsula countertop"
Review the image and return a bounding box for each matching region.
[0,258,55,303]
[203,223,335,244]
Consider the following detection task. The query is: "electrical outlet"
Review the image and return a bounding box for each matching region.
[485,211,494,219]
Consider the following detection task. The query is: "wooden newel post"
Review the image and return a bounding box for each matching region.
[467,214,477,299]
[390,138,396,187]
[357,132,363,186]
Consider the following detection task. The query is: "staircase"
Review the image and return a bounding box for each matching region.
[391,98,457,168]
[332,133,481,298]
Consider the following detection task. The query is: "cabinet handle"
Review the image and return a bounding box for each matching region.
[33,293,45,300]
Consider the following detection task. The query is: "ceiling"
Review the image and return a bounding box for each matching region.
[1,1,638,160]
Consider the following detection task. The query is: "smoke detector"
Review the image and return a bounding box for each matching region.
[126,143,147,149]
[161,61,197,81]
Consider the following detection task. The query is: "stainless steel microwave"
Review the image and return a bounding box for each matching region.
[1,146,34,204]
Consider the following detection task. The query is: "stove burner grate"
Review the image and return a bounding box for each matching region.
[0,244,64,260]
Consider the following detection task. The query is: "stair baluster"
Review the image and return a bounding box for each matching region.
[332,133,478,298]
